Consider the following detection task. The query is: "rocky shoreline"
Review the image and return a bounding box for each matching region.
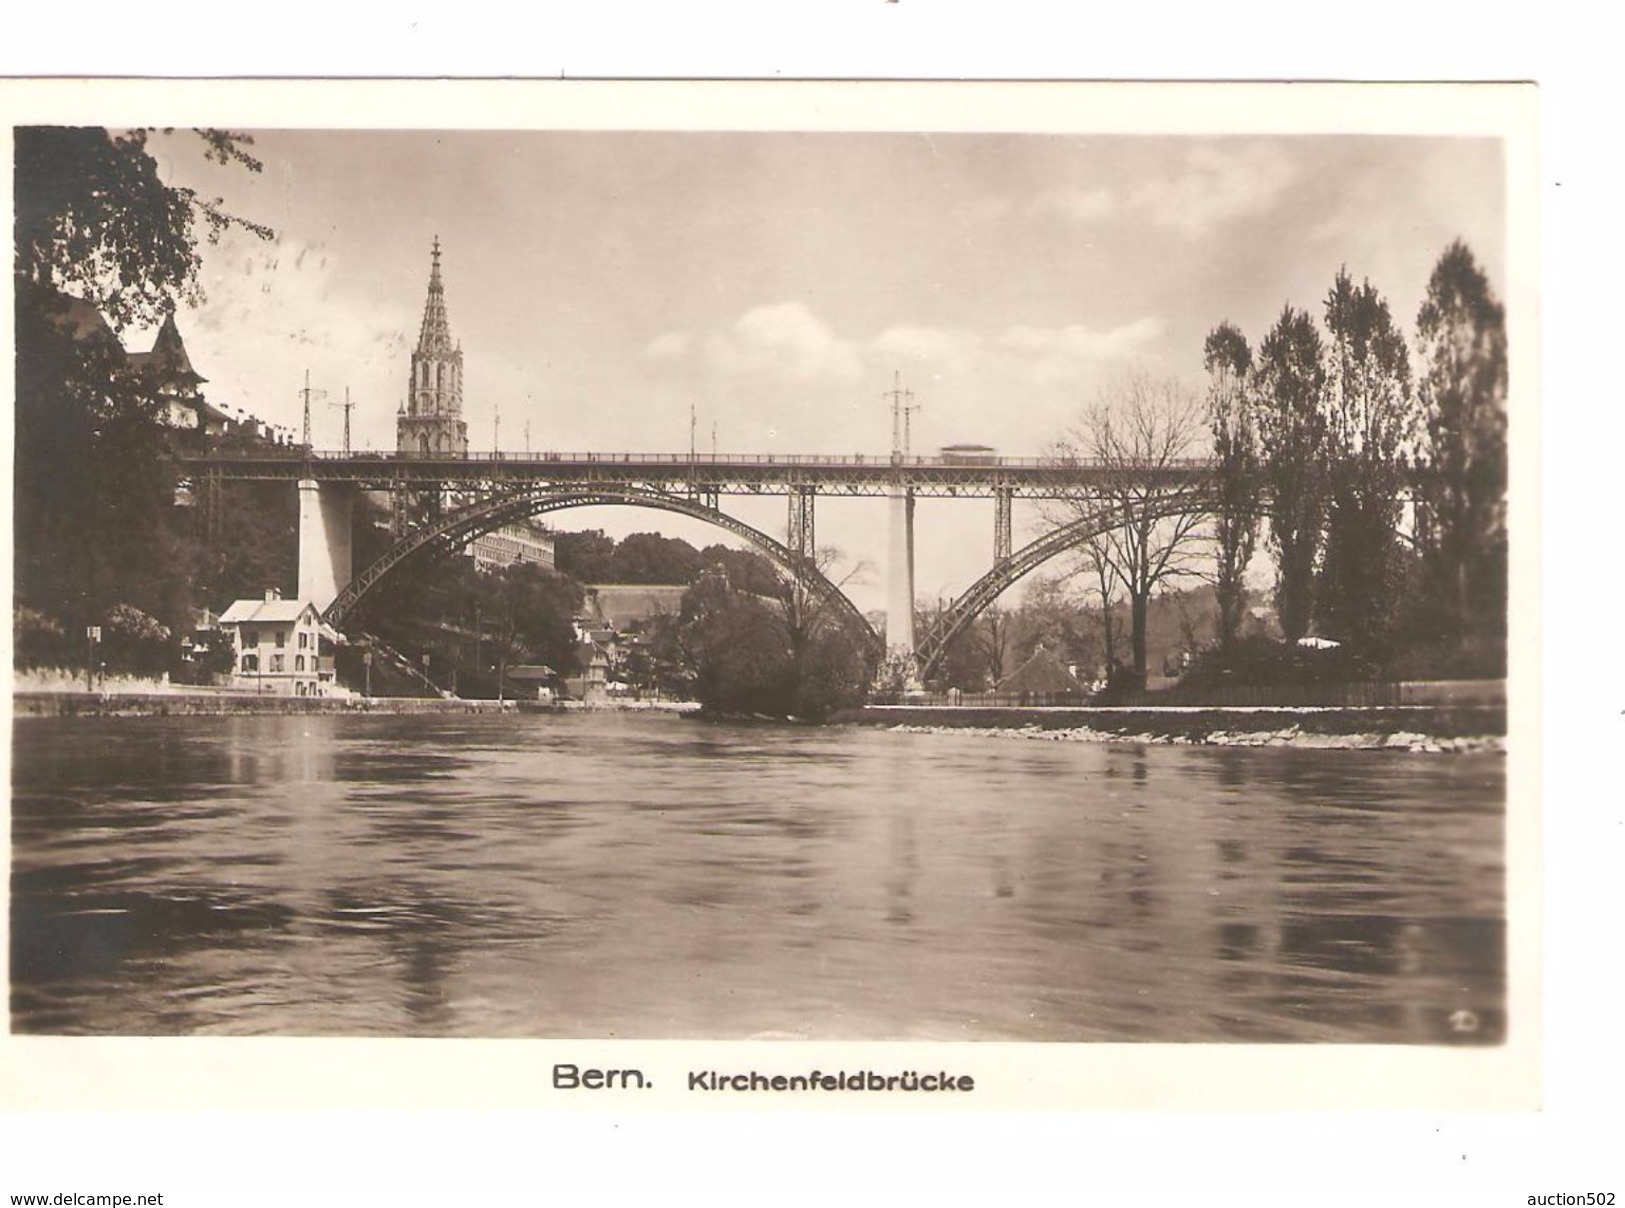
[832,704,1507,753]
[878,721,1503,753]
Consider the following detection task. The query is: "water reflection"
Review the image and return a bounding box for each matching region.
[11,715,1504,1042]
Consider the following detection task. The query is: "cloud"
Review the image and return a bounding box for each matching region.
[704,301,865,381]
[1015,145,1292,238]
[635,302,1171,459]
[659,303,1164,397]
[179,229,412,450]
[996,317,1164,383]
[1130,143,1296,237]
[1027,186,1118,224]
[870,324,979,376]
[644,330,691,359]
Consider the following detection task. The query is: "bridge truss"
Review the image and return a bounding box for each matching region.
[184,448,1218,672]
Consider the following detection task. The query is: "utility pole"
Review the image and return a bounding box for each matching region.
[525,420,531,456]
[328,387,355,454]
[885,371,916,464]
[689,402,697,461]
[299,370,328,453]
[494,401,501,455]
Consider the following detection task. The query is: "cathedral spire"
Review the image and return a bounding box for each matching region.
[416,235,454,357]
[398,237,468,456]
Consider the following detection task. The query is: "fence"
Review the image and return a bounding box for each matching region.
[872,682,1462,709]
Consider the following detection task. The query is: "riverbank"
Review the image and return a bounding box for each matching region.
[830,704,1507,752]
[11,691,700,719]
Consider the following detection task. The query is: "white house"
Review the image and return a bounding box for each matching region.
[217,589,337,696]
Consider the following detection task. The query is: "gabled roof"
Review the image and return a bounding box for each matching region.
[505,664,558,681]
[218,598,319,625]
[995,646,1087,695]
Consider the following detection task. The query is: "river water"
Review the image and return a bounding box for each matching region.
[10,712,1505,1042]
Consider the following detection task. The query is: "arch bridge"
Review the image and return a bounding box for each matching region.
[182,447,1217,677]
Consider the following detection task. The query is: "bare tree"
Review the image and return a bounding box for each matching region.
[1079,527,1121,670]
[1053,374,1210,682]
[982,603,1012,685]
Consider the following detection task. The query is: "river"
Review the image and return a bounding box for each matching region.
[9,712,1505,1042]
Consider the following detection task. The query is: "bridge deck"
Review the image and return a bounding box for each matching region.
[183,449,1216,498]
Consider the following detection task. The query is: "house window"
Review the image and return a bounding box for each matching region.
[242,653,258,673]
[271,654,284,673]
[242,628,256,647]
[295,655,306,672]
[275,631,285,648]
[298,632,308,650]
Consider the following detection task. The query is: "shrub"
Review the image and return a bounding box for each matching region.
[1179,634,1381,690]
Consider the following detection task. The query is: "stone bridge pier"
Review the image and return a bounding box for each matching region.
[298,479,354,612]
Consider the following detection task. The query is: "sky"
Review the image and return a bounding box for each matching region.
[136,129,1506,612]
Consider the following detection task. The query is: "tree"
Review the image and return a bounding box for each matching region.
[1203,321,1262,649]
[1253,306,1331,642]
[774,548,877,718]
[674,551,874,719]
[698,544,783,596]
[1078,529,1121,670]
[552,530,617,582]
[922,598,991,692]
[1055,374,1209,682]
[13,127,271,657]
[611,532,703,584]
[1012,575,1097,674]
[16,127,271,329]
[1317,269,1417,649]
[982,603,1012,686]
[676,571,795,716]
[1414,240,1508,636]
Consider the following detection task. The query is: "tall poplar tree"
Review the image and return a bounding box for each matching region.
[1414,240,1508,636]
[1317,269,1416,649]
[1252,306,1329,643]
[1203,321,1261,649]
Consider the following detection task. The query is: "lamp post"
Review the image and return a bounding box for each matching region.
[85,626,100,693]
[363,650,373,699]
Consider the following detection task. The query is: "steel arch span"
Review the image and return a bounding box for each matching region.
[915,491,1218,679]
[322,483,882,648]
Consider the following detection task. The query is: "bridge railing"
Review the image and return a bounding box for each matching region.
[188,448,1217,471]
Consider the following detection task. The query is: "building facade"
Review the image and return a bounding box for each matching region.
[218,589,337,696]
[396,237,469,457]
[468,522,557,572]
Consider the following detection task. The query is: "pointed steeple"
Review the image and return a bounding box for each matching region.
[416,235,455,356]
[398,237,468,456]
[151,313,204,384]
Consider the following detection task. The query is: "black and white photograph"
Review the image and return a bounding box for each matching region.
[6,82,1537,1115]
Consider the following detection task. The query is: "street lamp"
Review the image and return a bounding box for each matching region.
[85,626,101,693]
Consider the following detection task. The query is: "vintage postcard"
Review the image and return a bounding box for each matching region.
[3,79,1539,1112]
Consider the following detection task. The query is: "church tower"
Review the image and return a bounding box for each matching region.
[396,237,469,457]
